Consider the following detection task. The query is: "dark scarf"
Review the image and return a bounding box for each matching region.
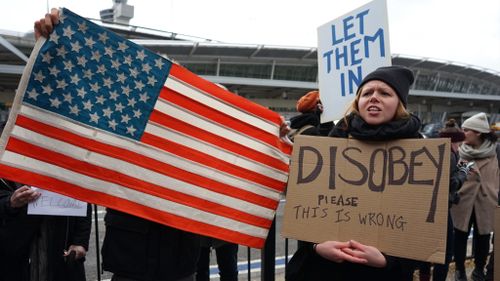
[329,113,422,140]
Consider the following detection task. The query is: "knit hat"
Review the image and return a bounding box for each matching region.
[296,90,320,113]
[462,112,490,133]
[357,65,414,107]
[439,119,465,143]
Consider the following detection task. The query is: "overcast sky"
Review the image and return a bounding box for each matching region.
[1,0,499,72]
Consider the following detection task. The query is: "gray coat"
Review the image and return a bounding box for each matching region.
[450,154,499,234]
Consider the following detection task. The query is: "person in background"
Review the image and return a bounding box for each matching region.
[288,90,333,141]
[418,119,472,281]
[0,119,92,281]
[286,65,420,281]
[196,238,238,281]
[451,112,499,281]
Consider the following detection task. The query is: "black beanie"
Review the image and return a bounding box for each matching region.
[357,65,414,107]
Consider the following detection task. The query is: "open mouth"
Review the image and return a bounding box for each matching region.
[367,106,381,112]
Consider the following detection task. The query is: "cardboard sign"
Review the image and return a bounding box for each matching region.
[495,206,499,281]
[317,0,391,123]
[28,187,88,217]
[282,136,450,263]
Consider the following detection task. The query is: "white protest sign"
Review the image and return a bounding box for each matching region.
[28,187,88,217]
[318,0,391,122]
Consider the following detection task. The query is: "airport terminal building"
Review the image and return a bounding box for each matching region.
[1,10,499,127]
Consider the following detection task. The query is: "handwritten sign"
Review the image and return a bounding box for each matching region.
[282,136,450,263]
[28,187,88,217]
[317,0,391,122]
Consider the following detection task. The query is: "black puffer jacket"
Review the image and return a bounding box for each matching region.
[102,208,201,281]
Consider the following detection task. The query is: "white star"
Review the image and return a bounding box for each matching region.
[77,21,88,32]
[116,73,127,84]
[133,109,142,118]
[130,67,139,78]
[127,97,137,107]
[109,90,119,101]
[126,125,137,136]
[63,60,75,72]
[84,37,96,48]
[90,82,101,93]
[96,95,106,105]
[103,77,113,89]
[62,25,75,39]
[108,119,118,130]
[56,46,68,58]
[89,112,100,123]
[121,85,131,96]
[83,69,93,80]
[70,74,81,85]
[83,100,93,111]
[76,87,87,98]
[121,114,131,124]
[49,32,60,44]
[34,71,45,82]
[123,55,132,66]
[42,84,53,95]
[59,13,67,23]
[63,93,73,104]
[147,76,157,86]
[136,50,147,61]
[104,46,115,57]
[111,59,121,70]
[134,80,145,91]
[49,97,61,108]
[76,56,88,67]
[96,65,106,75]
[56,79,68,90]
[70,41,83,53]
[154,58,165,69]
[69,104,80,115]
[48,65,60,77]
[139,93,150,103]
[117,41,129,52]
[27,89,39,100]
[41,52,53,64]
[91,50,102,62]
[115,102,125,112]
[142,63,152,74]
[102,107,113,118]
[98,32,109,43]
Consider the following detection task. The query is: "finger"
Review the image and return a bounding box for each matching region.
[50,8,60,25]
[342,247,364,258]
[337,249,367,263]
[334,241,351,249]
[39,18,48,38]
[349,240,365,250]
[34,21,42,40]
[44,13,54,35]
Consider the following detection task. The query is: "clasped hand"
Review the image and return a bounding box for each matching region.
[314,240,387,268]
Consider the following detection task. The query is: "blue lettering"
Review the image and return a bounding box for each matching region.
[364,28,385,58]
[350,39,362,65]
[343,16,355,41]
[331,25,343,46]
[340,72,346,97]
[356,9,370,35]
[335,45,348,70]
[348,66,363,95]
[323,50,334,73]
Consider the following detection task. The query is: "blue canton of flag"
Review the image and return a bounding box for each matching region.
[24,8,171,140]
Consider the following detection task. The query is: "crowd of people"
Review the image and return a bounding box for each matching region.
[0,8,498,281]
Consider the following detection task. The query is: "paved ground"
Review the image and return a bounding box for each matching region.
[84,204,491,281]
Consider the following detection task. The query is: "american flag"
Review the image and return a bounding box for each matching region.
[0,8,291,248]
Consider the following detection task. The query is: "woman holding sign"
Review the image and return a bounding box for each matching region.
[451,112,499,281]
[286,66,420,281]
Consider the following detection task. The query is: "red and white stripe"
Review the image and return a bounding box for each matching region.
[0,64,291,248]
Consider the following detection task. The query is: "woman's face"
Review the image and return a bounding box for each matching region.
[463,128,482,146]
[357,80,400,125]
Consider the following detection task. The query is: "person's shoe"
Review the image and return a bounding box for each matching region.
[472,268,486,281]
[455,270,467,281]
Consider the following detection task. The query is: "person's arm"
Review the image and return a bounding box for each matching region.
[0,185,41,217]
[64,204,92,260]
